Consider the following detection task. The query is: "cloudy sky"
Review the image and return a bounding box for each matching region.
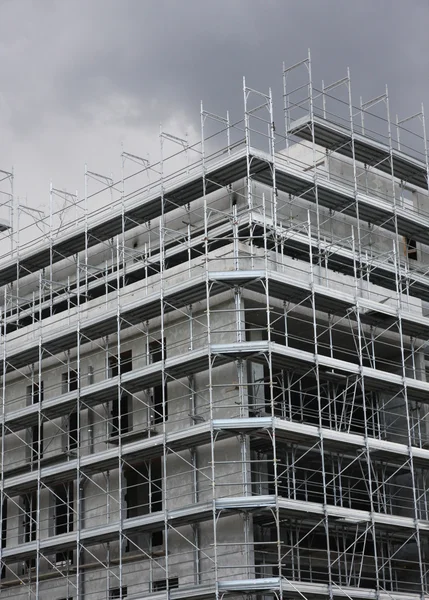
[0,0,428,234]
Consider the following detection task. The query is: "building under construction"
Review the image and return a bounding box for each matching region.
[1,53,429,599]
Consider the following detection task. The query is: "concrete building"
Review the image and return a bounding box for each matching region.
[1,55,429,599]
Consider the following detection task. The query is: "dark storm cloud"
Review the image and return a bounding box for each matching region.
[3,1,429,130]
[0,0,428,205]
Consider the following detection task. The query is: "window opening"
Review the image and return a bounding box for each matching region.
[62,370,78,451]
[109,587,127,599]
[153,578,178,591]
[54,482,74,565]
[109,351,132,435]
[149,340,167,424]
[405,237,418,261]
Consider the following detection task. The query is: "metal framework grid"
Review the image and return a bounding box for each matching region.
[0,51,429,599]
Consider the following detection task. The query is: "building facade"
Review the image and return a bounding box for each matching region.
[1,58,429,599]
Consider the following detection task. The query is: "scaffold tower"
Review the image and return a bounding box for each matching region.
[1,51,429,599]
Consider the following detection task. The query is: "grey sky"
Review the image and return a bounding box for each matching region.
[0,0,428,234]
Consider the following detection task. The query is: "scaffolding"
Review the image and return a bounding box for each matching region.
[1,50,429,599]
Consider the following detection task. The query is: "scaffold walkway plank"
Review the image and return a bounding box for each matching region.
[288,114,428,190]
[3,268,427,375]
[7,205,429,333]
[0,148,264,287]
[3,340,429,444]
[252,214,429,301]
[253,150,429,245]
[2,494,428,563]
[1,140,428,293]
[132,579,429,600]
[3,417,429,497]
[4,217,234,328]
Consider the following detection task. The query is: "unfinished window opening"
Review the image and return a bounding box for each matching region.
[110,393,131,436]
[153,577,179,591]
[54,482,74,565]
[22,492,37,543]
[67,411,78,451]
[54,482,74,534]
[125,458,163,551]
[109,350,133,378]
[400,186,417,260]
[24,557,36,571]
[27,381,44,404]
[151,530,164,547]
[109,586,127,599]
[405,237,418,261]
[30,422,43,461]
[125,465,146,519]
[151,464,163,514]
[21,492,36,570]
[62,370,78,451]
[27,382,44,462]
[62,370,78,394]
[109,351,132,436]
[149,339,168,424]
[1,498,7,550]
[0,497,5,579]
[125,458,162,513]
